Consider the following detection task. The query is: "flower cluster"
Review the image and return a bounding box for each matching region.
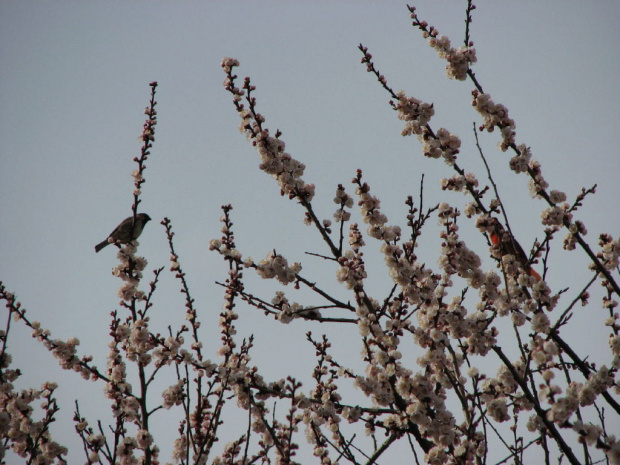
[521,161,548,201]
[112,243,148,303]
[381,239,437,308]
[208,238,242,261]
[427,34,477,81]
[598,233,620,270]
[549,189,567,205]
[116,437,139,465]
[336,252,367,291]
[394,91,462,167]
[472,90,516,151]
[539,364,615,427]
[103,338,138,424]
[437,204,486,288]
[256,251,301,285]
[432,127,461,165]
[395,90,435,136]
[0,372,67,464]
[152,334,185,367]
[162,380,186,409]
[257,136,316,201]
[509,144,531,174]
[222,58,316,202]
[115,319,156,365]
[271,291,319,324]
[541,205,570,227]
[25,320,96,380]
[333,183,354,222]
[409,6,477,81]
[441,172,479,197]
[530,279,557,310]
[83,435,105,463]
[354,172,401,241]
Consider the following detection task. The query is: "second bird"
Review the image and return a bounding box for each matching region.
[95,213,151,253]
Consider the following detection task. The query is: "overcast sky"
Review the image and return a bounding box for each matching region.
[1,1,619,463]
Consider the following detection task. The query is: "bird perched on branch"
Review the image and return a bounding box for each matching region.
[95,213,151,253]
[489,217,541,282]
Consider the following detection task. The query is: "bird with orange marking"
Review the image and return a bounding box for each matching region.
[488,218,541,282]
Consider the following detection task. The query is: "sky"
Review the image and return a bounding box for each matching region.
[1,1,619,463]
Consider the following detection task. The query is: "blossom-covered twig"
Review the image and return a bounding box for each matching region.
[131,81,158,222]
[221,57,340,260]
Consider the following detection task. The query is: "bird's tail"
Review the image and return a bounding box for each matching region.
[95,240,109,253]
[526,266,542,282]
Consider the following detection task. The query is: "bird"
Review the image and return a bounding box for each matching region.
[488,218,541,282]
[95,213,151,253]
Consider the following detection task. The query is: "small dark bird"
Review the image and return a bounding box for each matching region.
[95,213,151,253]
[489,218,541,282]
